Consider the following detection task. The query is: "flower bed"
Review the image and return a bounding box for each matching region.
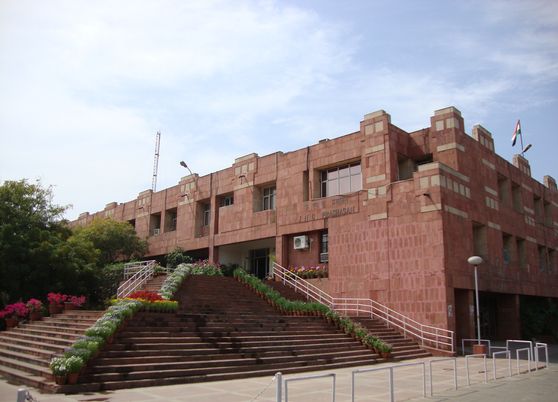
[287,265,328,279]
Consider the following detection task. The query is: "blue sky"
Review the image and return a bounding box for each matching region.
[1,0,557,220]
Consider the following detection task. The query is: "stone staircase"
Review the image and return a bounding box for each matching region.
[351,317,431,360]
[0,310,104,392]
[267,280,431,360]
[142,274,167,292]
[66,276,384,392]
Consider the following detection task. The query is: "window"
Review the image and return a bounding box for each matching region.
[517,239,527,269]
[202,203,210,226]
[262,186,276,211]
[502,233,512,266]
[538,246,548,273]
[497,175,509,205]
[512,182,522,212]
[320,231,329,263]
[534,195,543,222]
[164,208,177,232]
[219,194,234,207]
[397,156,414,181]
[320,162,361,197]
[544,201,552,226]
[472,223,487,258]
[128,219,136,229]
[549,249,556,273]
[149,213,161,236]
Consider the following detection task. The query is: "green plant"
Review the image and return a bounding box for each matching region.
[166,247,193,269]
[64,347,92,361]
[50,357,68,376]
[84,325,113,340]
[65,355,85,373]
[377,341,392,353]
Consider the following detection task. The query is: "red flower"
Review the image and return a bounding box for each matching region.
[128,290,163,302]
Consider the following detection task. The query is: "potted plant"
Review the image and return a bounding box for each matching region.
[47,292,66,314]
[65,355,84,384]
[377,341,393,359]
[65,295,86,310]
[26,298,43,321]
[50,356,68,385]
[0,302,29,328]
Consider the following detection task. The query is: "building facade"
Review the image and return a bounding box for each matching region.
[75,106,558,343]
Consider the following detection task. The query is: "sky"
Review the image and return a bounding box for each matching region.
[1,0,557,220]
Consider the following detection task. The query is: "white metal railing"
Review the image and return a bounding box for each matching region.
[272,262,454,352]
[117,260,157,298]
[123,260,157,279]
[352,361,427,402]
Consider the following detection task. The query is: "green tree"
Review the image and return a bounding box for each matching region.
[71,218,147,267]
[0,180,97,304]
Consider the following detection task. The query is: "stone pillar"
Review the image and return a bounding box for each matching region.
[512,154,531,177]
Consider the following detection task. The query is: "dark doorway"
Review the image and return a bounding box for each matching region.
[250,248,269,279]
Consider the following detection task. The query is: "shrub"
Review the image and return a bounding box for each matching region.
[50,357,68,376]
[65,355,85,373]
[64,347,92,361]
[166,247,193,269]
[26,298,43,312]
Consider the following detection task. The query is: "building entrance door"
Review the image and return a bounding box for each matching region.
[250,248,269,279]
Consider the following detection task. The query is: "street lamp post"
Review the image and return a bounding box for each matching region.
[467,255,485,354]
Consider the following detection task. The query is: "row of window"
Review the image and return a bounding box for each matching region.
[497,175,553,225]
[473,222,556,273]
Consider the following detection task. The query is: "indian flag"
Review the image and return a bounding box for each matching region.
[511,119,521,146]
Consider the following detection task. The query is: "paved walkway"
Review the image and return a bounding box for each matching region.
[1,351,557,401]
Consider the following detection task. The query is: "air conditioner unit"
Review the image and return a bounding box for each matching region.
[319,252,329,263]
[153,228,160,236]
[293,235,309,250]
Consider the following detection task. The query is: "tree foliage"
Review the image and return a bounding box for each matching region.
[71,218,147,267]
[0,180,97,305]
[0,180,147,307]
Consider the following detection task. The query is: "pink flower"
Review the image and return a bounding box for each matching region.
[26,298,43,312]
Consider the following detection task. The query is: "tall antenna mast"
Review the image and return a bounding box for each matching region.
[151,131,161,192]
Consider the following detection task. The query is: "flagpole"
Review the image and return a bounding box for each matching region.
[519,121,525,156]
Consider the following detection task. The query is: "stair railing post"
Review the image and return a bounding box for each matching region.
[275,372,282,402]
[17,389,27,402]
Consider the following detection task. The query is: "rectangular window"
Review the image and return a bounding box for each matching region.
[534,195,543,222]
[262,186,276,211]
[164,208,177,232]
[544,201,552,226]
[202,203,210,226]
[549,249,556,273]
[219,194,234,207]
[320,162,362,197]
[497,174,509,205]
[320,231,329,263]
[517,238,526,270]
[149,213,161,236]
[502,233,512,266]
[512,182,522,213]
[472,222,487,258]
[538,245,548,273]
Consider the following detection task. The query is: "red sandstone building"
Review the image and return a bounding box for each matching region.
[76,106,558,344]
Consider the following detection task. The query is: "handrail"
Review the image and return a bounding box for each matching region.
[117,260,157,298]
[272,262,454,352]
[123,260,157,279]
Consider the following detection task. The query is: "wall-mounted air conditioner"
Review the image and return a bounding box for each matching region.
[319,252,329,263]
[293,235,309,250]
